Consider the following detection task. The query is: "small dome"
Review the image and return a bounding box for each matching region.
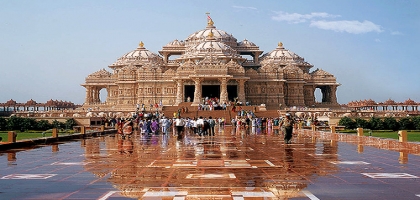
[260,43,312,66]
[384,98,397,105]
[165,39,185,47]
[238,39,257,47]
[310,68,333,76]
[111,42,163,66]
[88,68,112,78]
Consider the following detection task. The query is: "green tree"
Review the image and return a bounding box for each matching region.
[383,117,399,131]
[7,116,24,131]
[338,117,356,129]
[52,120,62,129]
[0,117,7,131]
[368,117,383,130]
[399,117,414,130]
[355,118,368,128]
[65,118,77,130]
[413,116,420,130]
[36,120,52,130]
[21,118,37,131]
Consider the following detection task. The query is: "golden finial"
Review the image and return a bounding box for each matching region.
[206,12,214,26]
[278,42,283,47]
[139,41,144,47]
[207,30,214,39]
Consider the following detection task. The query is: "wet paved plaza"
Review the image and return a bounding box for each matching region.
[1,126,420,200]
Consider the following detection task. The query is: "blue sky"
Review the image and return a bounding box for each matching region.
[1,0,419,105]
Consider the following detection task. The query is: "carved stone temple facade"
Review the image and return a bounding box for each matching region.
[81,17,340,110]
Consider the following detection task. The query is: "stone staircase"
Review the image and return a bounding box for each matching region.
[161,103,233,124]
[162,103,282,125]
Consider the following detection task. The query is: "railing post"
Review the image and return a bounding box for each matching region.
[8,131,17,143]
[52,128,58,138]
[398,130,407,142]
[330,125,336,134]
[357,128,364,137]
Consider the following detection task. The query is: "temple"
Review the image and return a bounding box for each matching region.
[81,16,340,110]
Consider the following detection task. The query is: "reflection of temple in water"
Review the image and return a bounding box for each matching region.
[81,16,340,110]
[81,128,340,199]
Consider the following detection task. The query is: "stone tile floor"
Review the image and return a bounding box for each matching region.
[1,126,420,199]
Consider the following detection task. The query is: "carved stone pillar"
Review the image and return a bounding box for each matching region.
[237,79,246,104]
[192,78,203,105]
[330,85,338,104]
[95,87,101,103]
[84,86,91,104]
[219,77,229,104]
[175,80,184,105]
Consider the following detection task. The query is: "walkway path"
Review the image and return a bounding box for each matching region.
[1,127,420,199]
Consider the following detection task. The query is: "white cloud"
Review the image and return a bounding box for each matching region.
[310,20,383,34]
[232,6,257,10]
[375,38,381,42]
[391,31,403,35]
[272,11,339,24]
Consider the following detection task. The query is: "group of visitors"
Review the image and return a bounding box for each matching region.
[197,97,228,111]
[111,104,301,144]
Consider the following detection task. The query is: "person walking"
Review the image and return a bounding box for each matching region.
[196,116,204,136]
[174,116,185,139]
[208,116,216,136]
[280,113,295,144]
[160,116,170,135]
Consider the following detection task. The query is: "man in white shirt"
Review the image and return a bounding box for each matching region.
[174,116,185,139]
[160,116,170,135]
[196,116,204,136]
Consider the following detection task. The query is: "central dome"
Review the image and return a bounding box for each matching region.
[177,32,244,62]
[184,18,237,48]
[111,42,163,66]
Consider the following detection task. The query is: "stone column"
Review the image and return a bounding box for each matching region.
[219,77,229,104]
[93,87,98,103]
[237,79,246,104]
[85,86,92,104]
[175,79,184,105]
[192,78,203,105]
[330,85,338,104]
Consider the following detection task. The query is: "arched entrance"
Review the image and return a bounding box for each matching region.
[202,85,220,99]
[227,85,237,102]
[184,85,195,102]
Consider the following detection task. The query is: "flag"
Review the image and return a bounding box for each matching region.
[207,15,212,21]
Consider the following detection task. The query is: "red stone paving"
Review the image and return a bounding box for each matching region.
[1,126,420,199]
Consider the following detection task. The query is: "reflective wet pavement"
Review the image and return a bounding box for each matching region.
[1,127,420,200]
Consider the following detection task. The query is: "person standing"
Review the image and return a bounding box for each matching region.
[122,120,133,139]
[208,116,216,136]
[280,113,295,144]
[160,116,170,135]
[174,116,185,139]
[196,116,204,136]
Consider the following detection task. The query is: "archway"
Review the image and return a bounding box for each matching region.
[184,85,195,102]
[99,88,108,103]
[227,85,237,102]
[202,85,220,99]
[315,86,332,103]
[314,88,322,103]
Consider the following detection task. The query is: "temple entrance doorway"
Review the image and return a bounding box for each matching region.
[314,86,333,104]
[227,85,237,102]
[314,88,322,103]
[202,85,220,99]
[99,88,108,103]
[184,85,195,102]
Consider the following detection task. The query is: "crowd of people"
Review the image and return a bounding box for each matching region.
[105,99,325,144]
